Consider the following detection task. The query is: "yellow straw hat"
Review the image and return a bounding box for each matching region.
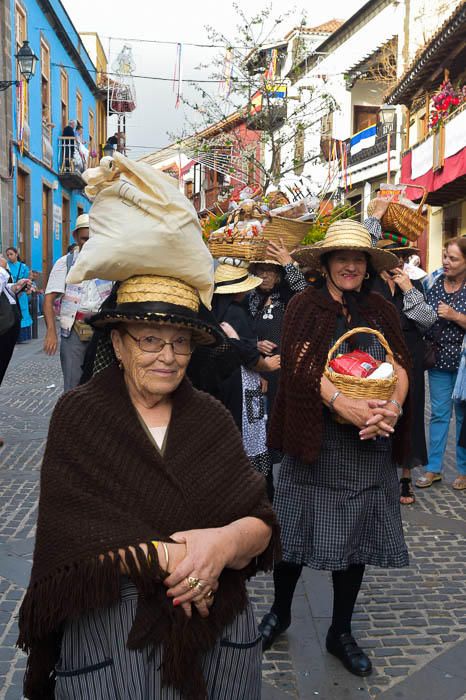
[90,275,221,345]
[214,259,263,295]
[292,220,399,272]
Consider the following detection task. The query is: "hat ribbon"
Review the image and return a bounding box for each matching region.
[215,273,250,289]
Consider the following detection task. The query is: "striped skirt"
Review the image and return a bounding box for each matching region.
[54,579,262,700]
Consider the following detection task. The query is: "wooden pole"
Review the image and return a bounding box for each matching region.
[387,132,391,183]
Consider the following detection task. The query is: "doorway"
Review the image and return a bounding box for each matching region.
[62,195,70,254]
[17,170,30,264]
[42,185,52,277]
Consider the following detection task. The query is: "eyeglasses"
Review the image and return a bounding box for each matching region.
[123,329,193,355]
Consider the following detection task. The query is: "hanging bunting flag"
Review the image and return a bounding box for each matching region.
[265,48,278,82]
[265,83,287,99]
[17,80,26,154]
[220,47,233,97]
[173,43,183,109]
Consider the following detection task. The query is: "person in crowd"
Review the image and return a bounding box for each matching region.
[259,220,411,678]
[248,238,307,421]
[5,247,33,343]
[43,213,112,392]
[0,255,32,447]
[107,132,119,149]
[416,237,466,491]
[74,124,89,172]
[62,119,76,169]
[18,158,278,700]
[212,258,280,481]
[373,239,436,504]
[30,271,44,317]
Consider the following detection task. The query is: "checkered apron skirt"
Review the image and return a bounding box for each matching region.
[54,579,262,700]
[273,335,409,571]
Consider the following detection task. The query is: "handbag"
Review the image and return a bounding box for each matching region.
[0,291,20,336]
[423,339,437,370]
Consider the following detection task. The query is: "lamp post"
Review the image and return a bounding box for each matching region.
[380,104,397,184]
[379,104,397,132]
[0,40,38,92]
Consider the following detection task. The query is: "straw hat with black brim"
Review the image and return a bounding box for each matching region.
[214,262,263,295]
[73,213,89,234]
[90,275,222,346]
[375,238,420,255]
[291,220,399,273]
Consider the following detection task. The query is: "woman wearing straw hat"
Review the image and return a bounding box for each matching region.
[248,239,307,417]
[18,155,278,700]
[213,258,281,480]
[373,238,436,504]
[259,220,411,677]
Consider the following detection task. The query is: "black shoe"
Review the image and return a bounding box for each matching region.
[326,629,372,677]
[258,612,291,651]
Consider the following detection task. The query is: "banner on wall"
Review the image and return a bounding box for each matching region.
[53,205,62,240]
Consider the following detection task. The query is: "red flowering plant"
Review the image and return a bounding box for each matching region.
[429,80,465,130]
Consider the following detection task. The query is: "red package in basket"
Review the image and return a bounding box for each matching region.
[329,350,378,378]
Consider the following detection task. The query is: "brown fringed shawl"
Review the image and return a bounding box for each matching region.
[268,286,412,464]
[18,364,279,699]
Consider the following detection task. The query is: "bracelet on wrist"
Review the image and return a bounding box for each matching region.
[329,390,342,412]
[387,399,403,417]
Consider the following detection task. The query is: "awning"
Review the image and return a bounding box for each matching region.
[401,147,466,206]
[400,106,466,205]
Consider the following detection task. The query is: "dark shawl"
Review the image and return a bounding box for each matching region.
[211,294,260,430]
[268,286,412,465]
[18,365,279,699]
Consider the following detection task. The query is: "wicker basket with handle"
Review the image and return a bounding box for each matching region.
[380,184,427,242]
[262,215,311,249]
[208,236,268,261]
[324,327,398,403]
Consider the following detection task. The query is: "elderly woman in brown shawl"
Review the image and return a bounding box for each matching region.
[18,156,278,700]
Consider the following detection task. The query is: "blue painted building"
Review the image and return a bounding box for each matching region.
[9,0,107,277]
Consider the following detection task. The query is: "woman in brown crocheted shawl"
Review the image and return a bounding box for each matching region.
[259,219,411,679]
[17,155,278,700]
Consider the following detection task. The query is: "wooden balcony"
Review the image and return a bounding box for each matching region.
[57,136,86,190]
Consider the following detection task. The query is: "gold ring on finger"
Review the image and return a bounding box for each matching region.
[187,576,200,590]
[195,581,205,592]
[205,590,214,599]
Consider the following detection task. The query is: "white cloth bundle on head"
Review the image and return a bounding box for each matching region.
[67,152,214,308]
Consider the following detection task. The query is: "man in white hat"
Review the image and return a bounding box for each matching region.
[43,213,112,391]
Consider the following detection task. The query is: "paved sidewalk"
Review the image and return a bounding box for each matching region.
[0,328,465,700]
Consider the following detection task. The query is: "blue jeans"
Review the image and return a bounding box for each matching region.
[426,369,466,475]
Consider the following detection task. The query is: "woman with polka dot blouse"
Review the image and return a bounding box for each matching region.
[416,237,466,491]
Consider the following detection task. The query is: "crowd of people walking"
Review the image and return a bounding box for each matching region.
[1,152,465,698]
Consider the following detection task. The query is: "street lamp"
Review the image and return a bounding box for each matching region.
[0,40,38,92]
[15,41,38,82]
[379,104,397,130]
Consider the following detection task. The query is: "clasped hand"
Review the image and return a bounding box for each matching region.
[337,397,399,439]
[163,528,230,619]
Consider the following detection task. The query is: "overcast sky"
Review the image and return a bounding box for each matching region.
[62,0,366,159]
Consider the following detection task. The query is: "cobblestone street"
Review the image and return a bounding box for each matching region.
[1,326,466,700]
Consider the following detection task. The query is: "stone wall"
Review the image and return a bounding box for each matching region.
[0,0,14,251]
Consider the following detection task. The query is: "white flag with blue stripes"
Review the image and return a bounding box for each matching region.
[350,124,377,155]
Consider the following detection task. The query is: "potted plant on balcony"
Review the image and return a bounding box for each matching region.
[429,80,465,130]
